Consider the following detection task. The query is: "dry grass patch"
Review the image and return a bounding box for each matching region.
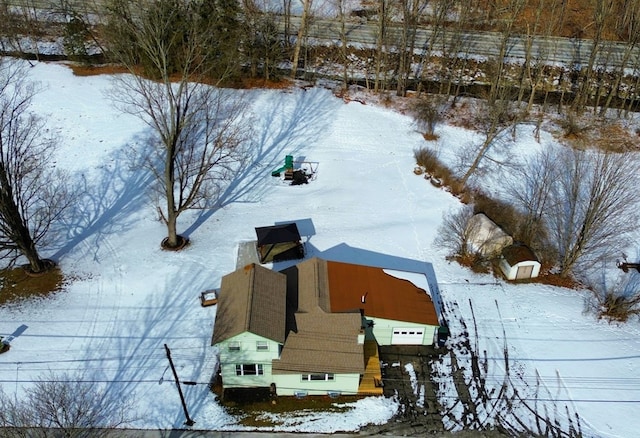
[593,122,640,152]
[554,115,638,153]
[68,63,129,76]
[0,265,65,306]
[240,77,293,90]
[422,132,439,141]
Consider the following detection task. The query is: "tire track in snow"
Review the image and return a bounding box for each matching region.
[65,236,124,374]
[390,152,429,261]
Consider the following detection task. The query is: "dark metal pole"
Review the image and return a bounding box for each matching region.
[164,343,195,426]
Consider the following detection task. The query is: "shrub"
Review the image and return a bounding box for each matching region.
[454,253,491,274]
[63,16,90,63]
[412,97,444,138]
[414,146,439,170]
[599,292,640,322]
[559,112,593,139]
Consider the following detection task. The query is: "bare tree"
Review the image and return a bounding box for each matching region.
[291,0,313,79]
[243,1,283,80]
[0,59,68,273]
[412,95,446,138]
[544,149,640,278]
[333,0,350,91]
[439,0,473,103]
[486,0,525,107]
[104,0,250,249]
[600,0,640,116]
[414,0,452,97]
[571,0,615,115]
[0,372,136,437]
[395,0,425,97]
[0,0,45,61]
[589,266,640,322]
[434,204,476,258]
[373,0,391,92]
[460,90,516,185]
[506,148,557,251]
[435,205,501,272]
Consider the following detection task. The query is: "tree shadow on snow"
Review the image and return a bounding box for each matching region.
[77,265,226,429]
[183,88,341,238]
[47,142,154,262]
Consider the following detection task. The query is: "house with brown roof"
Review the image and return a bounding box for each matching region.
[212,257,441,397]
[212,264,287,391]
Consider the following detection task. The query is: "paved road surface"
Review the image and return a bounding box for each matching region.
[284,16,640,69]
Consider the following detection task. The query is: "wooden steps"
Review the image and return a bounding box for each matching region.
[358,340,383,395]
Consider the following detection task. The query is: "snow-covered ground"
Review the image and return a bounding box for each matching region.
[0,60,639,437]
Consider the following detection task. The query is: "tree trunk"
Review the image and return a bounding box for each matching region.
[337,0,349,91]
[22,236,45,273]
[164,133,179,247]
[0,164,45,272]
[165,208,179,248]
[291,0,311,79]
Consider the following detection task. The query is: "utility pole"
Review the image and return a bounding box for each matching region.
[164,344,195,426]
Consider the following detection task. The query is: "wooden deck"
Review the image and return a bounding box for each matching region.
[358,340,384,395]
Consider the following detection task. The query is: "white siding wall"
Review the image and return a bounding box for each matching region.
[218,332,281,388]
[499,259,541,280]
[271,373,361,396]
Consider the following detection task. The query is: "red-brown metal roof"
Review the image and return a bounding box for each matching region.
[326,260,439,326]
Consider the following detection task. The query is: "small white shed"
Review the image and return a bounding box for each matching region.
[467,213,513,258]
[499,244,541,280]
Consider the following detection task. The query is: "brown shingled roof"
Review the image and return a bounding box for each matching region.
[273,258,364,375]
[272,310,364,375]
[211,264,287,345]
[502,244,539,266]
[326,260,439,326]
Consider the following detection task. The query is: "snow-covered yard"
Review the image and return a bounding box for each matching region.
[0,59,639,436]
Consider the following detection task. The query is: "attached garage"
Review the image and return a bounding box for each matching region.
[391,328,425,345]
[321,259,441,346]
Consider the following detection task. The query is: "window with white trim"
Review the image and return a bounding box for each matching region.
[256,341,269,351]
[228,341,240,351]
[302,373,334,381]
[235,364,264,376]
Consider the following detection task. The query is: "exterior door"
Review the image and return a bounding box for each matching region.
[391,328,425,345]
[516,264,533,279]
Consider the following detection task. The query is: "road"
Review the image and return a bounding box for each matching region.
[284,16,640,69]
[4,0,639,69]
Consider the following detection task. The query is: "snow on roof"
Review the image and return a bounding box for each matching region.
[0,60,637,436]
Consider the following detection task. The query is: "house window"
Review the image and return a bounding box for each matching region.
[228,341,240,351]
[302,373,334,381]
[235,364,264,376]
[256,341,269,351]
